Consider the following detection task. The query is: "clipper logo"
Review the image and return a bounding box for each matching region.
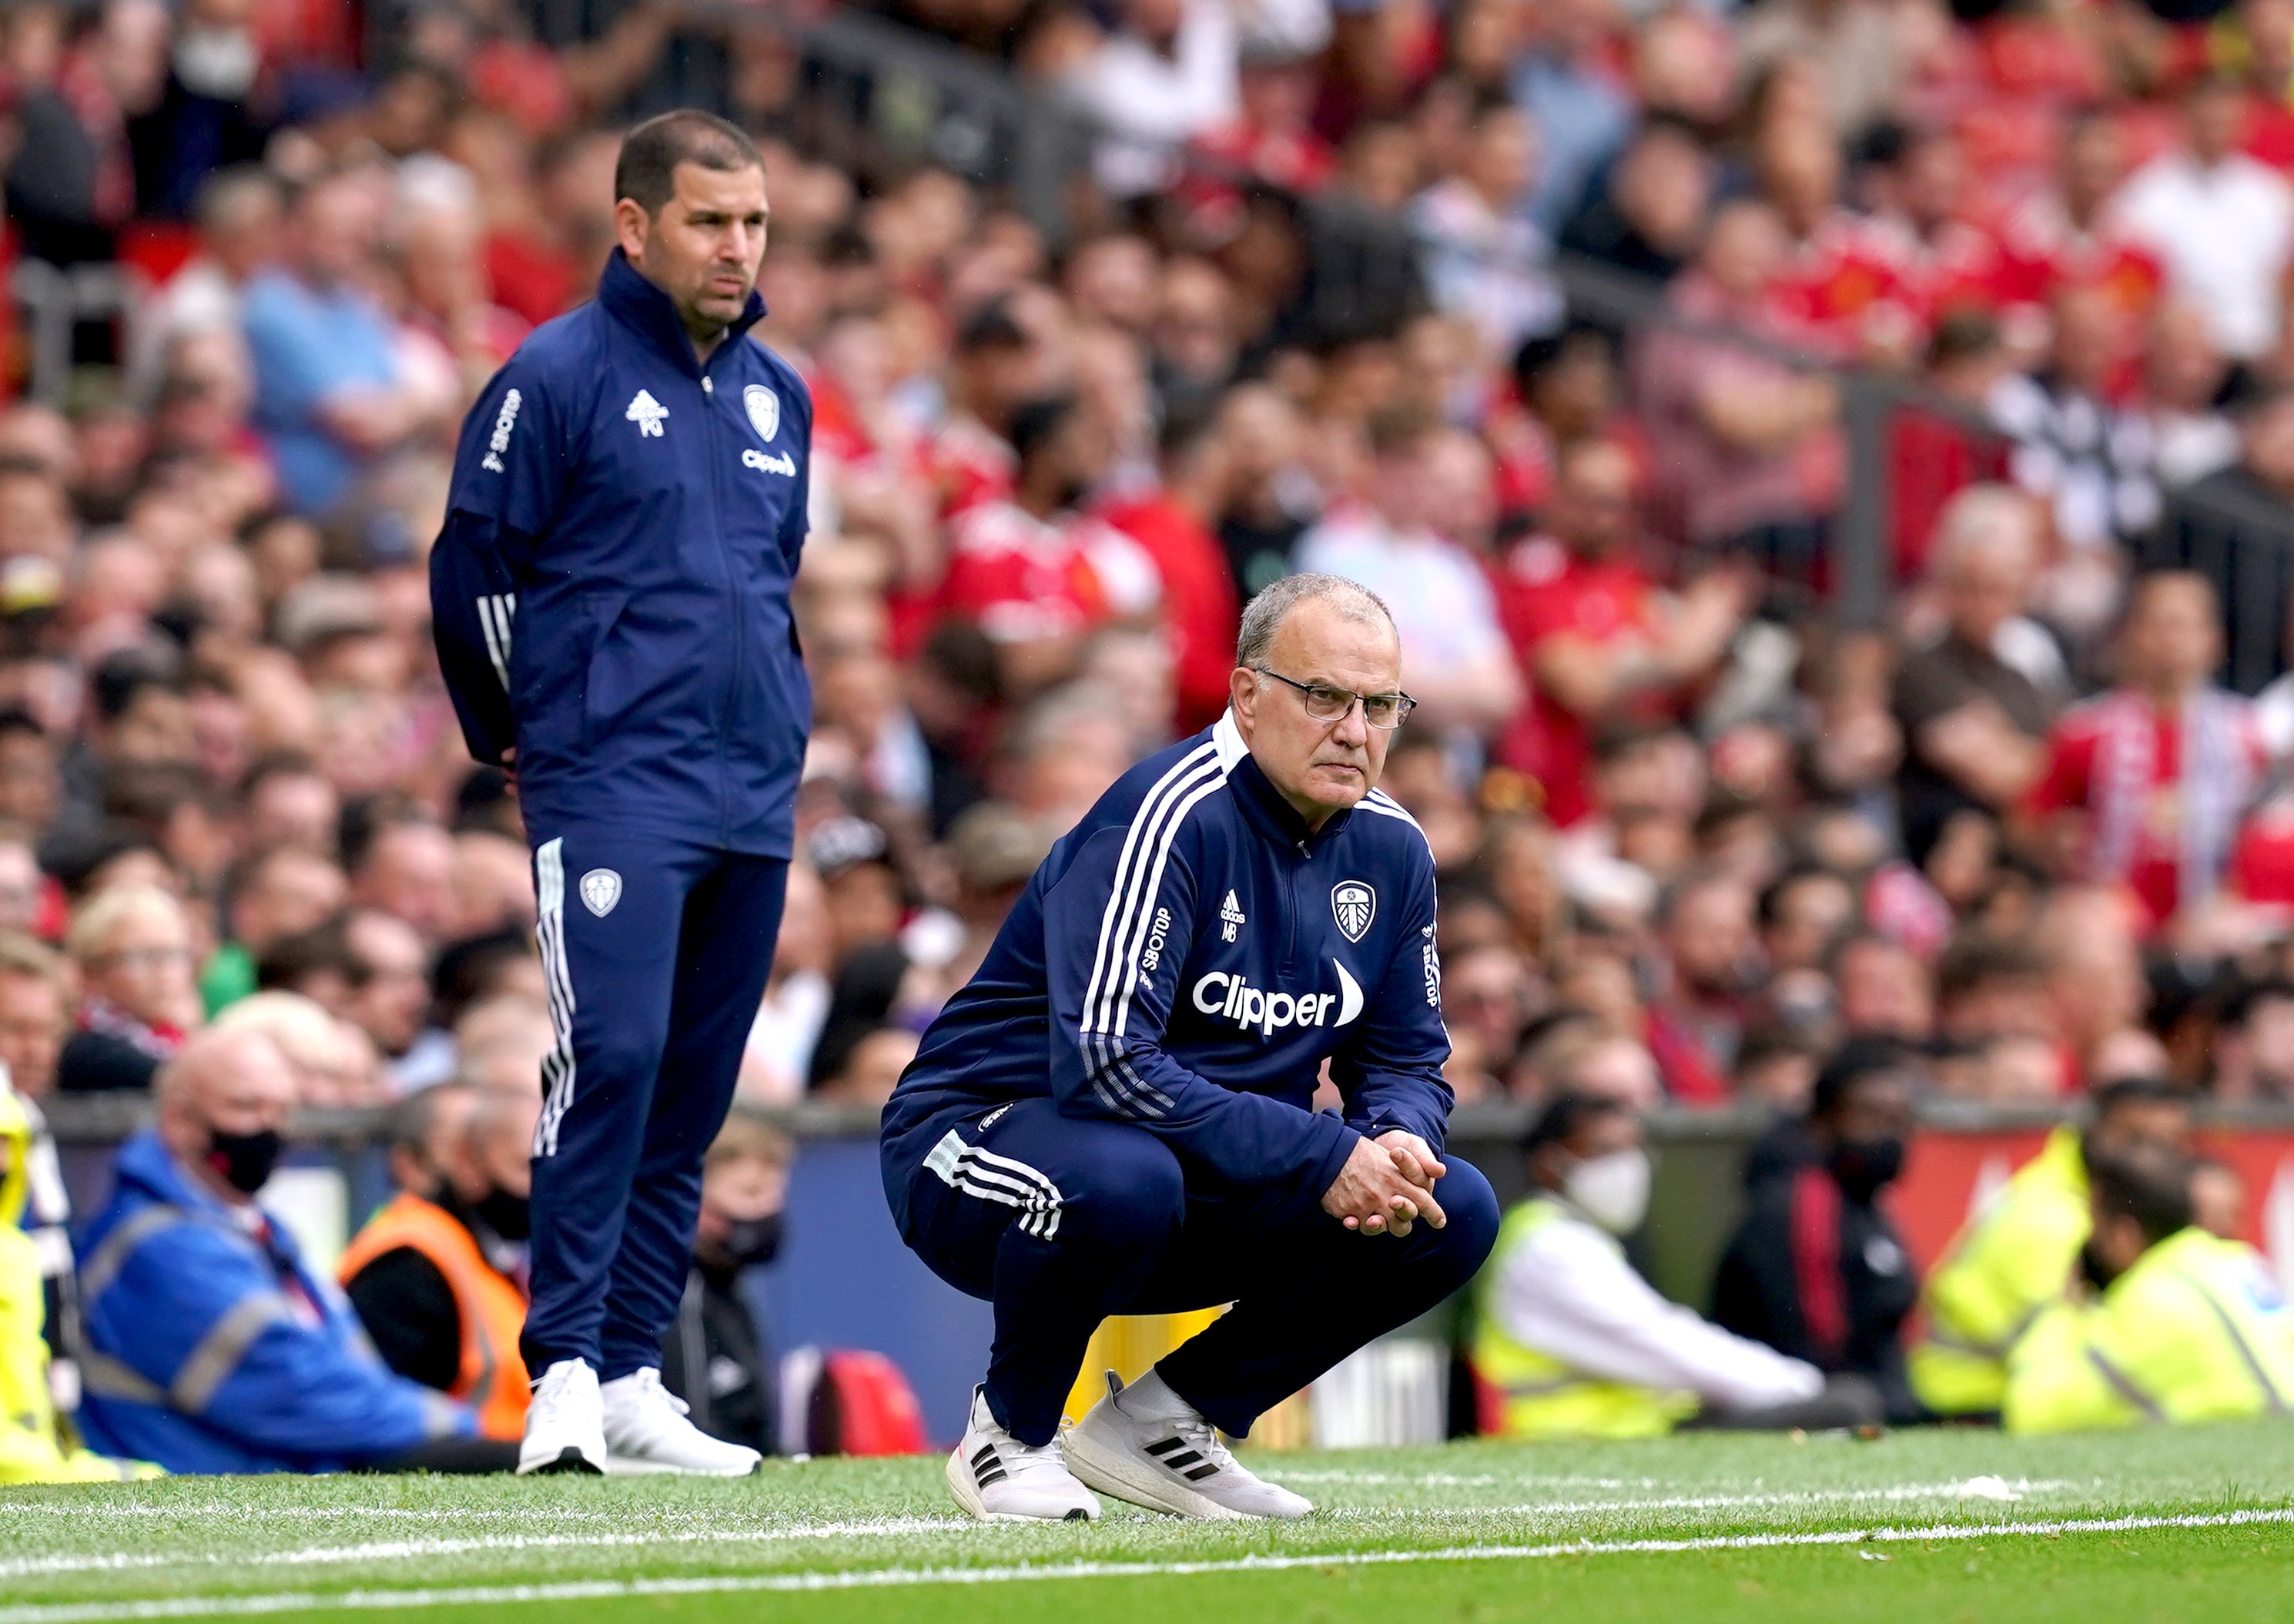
[1332,881,1375,943]
[480,388,521,473]
[1193,959,1364,1037]
[742,448,797,476]
[1219,889,1246,943]
[1421,925,1441,1008]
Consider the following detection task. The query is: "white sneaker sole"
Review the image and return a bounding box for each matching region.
[1061,1418,1251,1519]
[603,1451,760,1477]
[943,1447,1098,1522]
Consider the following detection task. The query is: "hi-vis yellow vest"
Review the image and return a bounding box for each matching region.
[0,1090,158,1483]
[2004,1227,2294,1434]
[1471,1196,1698,1439]
[1911,1123,2090,1416]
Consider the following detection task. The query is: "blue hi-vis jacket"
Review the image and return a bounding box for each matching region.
[883,712,1453,1225]
[74,1130,470,1474]
[430,249,815,856]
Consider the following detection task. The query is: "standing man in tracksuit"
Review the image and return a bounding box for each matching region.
[882,573,1500,1522]
[430,110,812,1476]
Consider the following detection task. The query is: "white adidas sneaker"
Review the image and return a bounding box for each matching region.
[946,1385,1101,1522]
[1064,1370,1312,1520]
[599,1368,764,1475]
[519,1358,606,1475]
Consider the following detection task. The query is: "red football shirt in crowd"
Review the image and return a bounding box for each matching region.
[2025,697,2266,932]
[939,500,1118,649]
[1100,491,1241,733]
[1489,535,1659,828]
[926,414,1016,521]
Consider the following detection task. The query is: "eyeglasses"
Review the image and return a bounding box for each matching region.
[1253,668,1417,729]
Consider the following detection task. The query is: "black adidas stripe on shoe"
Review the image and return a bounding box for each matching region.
[972,1444,1008,1488]
[1144,1434,1220,1479]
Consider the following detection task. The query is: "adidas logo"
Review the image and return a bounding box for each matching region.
[625,390,668,437]
[969,1443,1007,1490]
[1144,1434,1219,1482]
[1220,889,1245,943]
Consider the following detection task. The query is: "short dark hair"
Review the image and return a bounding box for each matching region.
[1810,1036,1912,1119]
[2091,1073,2188,1122]
[1006,395,1078,470]
[614,111,763,216]
[1522,1090,1631,1160]
[2088,1141,2195,1247]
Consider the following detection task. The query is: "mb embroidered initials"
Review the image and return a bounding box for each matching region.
[1220,889,1246,943]
[625,390,668,437]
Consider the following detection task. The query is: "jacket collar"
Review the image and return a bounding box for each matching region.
[597,248,767,379]
[116,1124,240,1221]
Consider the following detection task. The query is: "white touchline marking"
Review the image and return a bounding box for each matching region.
[0,1481,2065,1579]
[0,1521,977,1580]
[3,1505,2289,1620]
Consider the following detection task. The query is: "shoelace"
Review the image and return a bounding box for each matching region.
[1166,1413,1235,1475]
[620,1370,692,1422]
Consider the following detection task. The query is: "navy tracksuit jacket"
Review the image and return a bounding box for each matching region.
[882,713,1499,1443]
[431,249,810,1379]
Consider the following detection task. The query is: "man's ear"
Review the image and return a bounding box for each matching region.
[1228,665,1257,728]
[613,197,651,263]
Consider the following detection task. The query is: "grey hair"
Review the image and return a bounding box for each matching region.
[1235,573,1396,668]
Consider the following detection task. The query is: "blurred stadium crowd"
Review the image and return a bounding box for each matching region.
[2,0,2294,1482]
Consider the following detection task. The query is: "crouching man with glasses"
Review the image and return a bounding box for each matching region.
[881,573,1499,1522]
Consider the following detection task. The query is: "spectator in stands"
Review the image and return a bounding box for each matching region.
[202,843,347,1016]
[239,169,448,516]
[2022,572,2261,935]
[1830,932,1934,1044]
[213,990,383,1108]
[1560,117,1713,285]
[1711,1039,1922,1421]
[2115,74,2294,365]
[348,814,458,948]
[1635,199,1840,568]
[58,882,199,1093]
[1911,1076,2191,1420]
[660,1112,791,1456]
[2034,886,2153,1087]
[1294,408,1520,739]
[340,1085,541,1443]
[939,393,1148,700]
[126,166,280,406]
[1474,1093,1881,1438]
[2209,979,2294,1100]
[240,752,339,856]
[1409,100,1562,362]
[1891,487,2055,872]
[0,934,69,1101]
[75,1026,513,1472]
[1646,869,1758,1103]
[1491,438,1750,828]
[2004,1140,2294,1432]
[1063,0,1240,196]
[343,908,450,1094]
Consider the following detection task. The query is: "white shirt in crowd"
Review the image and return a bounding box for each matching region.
[2115,152,2294,361]
[1292,509,1510,689]
[1065,0,1239,194]
[1487,1199,1824,1411]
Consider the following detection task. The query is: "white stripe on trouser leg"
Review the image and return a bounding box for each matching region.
[924,1130,1063,1238]
[533,839,578,1157]
[476,598,508,689]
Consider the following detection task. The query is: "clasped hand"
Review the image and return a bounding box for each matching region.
[1321,1131,1447,1237]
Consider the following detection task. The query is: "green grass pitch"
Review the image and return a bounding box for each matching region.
[6,1423,2294,1624]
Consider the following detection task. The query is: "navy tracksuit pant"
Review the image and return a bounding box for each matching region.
[523,827,788,1380]
[886,1097,1501,1445]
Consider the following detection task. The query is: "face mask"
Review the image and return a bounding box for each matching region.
[173,26,258,100]
[206,1127,281,1195]
[473,1185,531,1242]
[718,1213,784,1267]
[1829,1136,1906,1203]
[1563,1148,1651,1235]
